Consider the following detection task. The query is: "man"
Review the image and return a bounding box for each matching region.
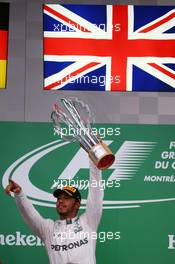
[5,160,103,264]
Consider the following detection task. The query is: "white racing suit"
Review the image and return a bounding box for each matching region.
[14,162,103,264]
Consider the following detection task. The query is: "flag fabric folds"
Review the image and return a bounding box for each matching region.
[0,3,9,89]
[43,5,175,92]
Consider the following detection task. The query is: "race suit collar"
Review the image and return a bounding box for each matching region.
[57,216,79,225]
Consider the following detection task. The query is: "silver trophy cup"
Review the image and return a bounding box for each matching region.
[51,97,115,170]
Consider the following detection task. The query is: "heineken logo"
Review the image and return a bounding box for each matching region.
[0,231,43,246]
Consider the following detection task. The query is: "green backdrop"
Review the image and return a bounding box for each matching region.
[0,122,175,263]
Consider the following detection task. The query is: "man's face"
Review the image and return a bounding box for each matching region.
[56,193,80,216]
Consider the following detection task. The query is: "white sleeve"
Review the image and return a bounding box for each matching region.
[83,160,104,231]
[14,191,49,240]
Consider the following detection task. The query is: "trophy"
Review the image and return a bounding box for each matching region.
[51,97,115,170]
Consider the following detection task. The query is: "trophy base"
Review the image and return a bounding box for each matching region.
[88,142,115,170]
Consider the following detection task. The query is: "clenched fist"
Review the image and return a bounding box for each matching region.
[5,180,21,195]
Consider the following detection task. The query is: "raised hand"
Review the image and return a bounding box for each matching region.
[5,179,21,195]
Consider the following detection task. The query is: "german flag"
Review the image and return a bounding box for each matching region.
[0,3,9,89]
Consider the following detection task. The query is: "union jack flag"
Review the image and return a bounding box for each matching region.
[43,5,175,92]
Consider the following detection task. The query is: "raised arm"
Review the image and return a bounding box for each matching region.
[83,160,104,231]
[5,180,48,240]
